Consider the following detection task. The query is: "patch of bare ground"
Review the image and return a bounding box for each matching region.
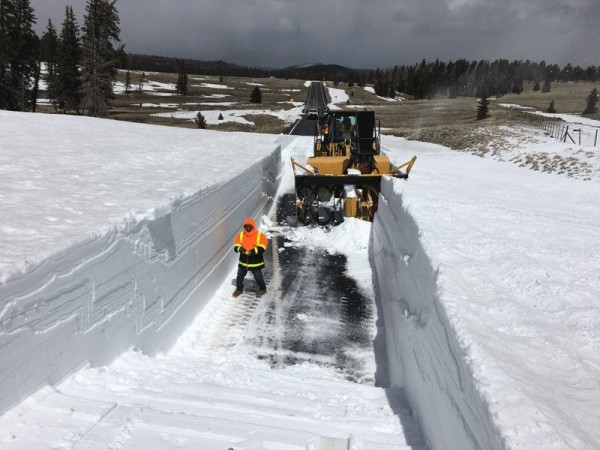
[107,71,308,132]
[403,119,596,180]
[210,114,285,134]
[509,152,594,179]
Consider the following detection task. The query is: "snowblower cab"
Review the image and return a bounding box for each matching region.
[291,110,416,226]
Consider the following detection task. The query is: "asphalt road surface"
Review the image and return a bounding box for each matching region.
[232,196,382,385]
[285,81,328,136]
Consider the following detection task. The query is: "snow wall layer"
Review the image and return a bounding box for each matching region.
[370,179,504,450]
[0,146,282,415]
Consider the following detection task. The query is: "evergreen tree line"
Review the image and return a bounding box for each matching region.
[367,59,600,100]
[0,0,122,116]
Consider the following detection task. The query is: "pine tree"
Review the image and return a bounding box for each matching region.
[250,86,262,103]
[0,0,38,111]
[195,112,206,129]
[477,95,490,120]
[16,0,37,111]
[80,0,121,117]
[533,80,540,91]
[583,88,598,114]
[40,19,60,110]
[0,0,15,108]
[541,79,551,93]
[125,69,131,93]
[511,77,523,94]
[547,100,556,113]
[57,6,81,113]
[176,62,188,96]
[30,34,41,112]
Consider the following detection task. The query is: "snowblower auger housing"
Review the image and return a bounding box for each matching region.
[291,110,416,226]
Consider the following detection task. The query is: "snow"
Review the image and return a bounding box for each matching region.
[326,86,349,107]
[154,105,304,126]
[113,80,177,94]
[363,86,405,102]
[500,103,600,149]
[376,136,600,449]
[0,111,278,282]
[201,93,233,99]
[194,82,234,90]
[1,107,600,449]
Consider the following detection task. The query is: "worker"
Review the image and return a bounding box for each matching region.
[341,116,354,140]
[232,217,268,298]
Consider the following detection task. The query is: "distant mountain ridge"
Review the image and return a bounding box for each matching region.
[124,54,268,78]
[122,54,362,80]
[278,63,360,78]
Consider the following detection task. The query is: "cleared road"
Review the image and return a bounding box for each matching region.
[286,81,328,136]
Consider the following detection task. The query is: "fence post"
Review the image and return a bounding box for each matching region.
[595,129,598,147]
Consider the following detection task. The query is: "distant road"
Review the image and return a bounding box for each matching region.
[285,81,328,136]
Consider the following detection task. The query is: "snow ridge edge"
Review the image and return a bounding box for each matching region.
[370,177,504,450]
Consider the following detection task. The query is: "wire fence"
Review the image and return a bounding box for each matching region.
[519,112,600,148]
[152,109,198,119]
[115,108,200,122]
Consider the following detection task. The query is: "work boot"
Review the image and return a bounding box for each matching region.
[256,289,267,298]
[232,290,243,298]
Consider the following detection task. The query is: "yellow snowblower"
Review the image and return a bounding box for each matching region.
[291,110,416,225]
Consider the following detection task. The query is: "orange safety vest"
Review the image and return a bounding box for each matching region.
[234,218,268,268]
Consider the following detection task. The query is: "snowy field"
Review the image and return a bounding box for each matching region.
[378,136,600,449]
[153,106,304,126]
[1,106,600,449]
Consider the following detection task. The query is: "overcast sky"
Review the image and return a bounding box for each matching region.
[30,0,600,69]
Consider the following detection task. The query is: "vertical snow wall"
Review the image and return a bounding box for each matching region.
[370,179,504,450]
[0,146,282,415]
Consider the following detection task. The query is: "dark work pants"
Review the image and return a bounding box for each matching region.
[236,266,266,291]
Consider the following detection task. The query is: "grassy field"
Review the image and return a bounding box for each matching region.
[107,70,309,133]
[36,69,599,170]
[326,79,600,153]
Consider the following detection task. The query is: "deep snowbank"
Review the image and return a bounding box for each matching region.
[371,179,502,450]
[0,155,281,415]
[0,112,282,414]
[378,134,600,450]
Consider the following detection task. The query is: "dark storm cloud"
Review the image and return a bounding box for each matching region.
[30,0,600,68]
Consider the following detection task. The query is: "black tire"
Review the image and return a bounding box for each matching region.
[296,186,316,225]
[297,186,316,203]
[333,210,344,225]
[297,204,313,225]
[314,206,333,226]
